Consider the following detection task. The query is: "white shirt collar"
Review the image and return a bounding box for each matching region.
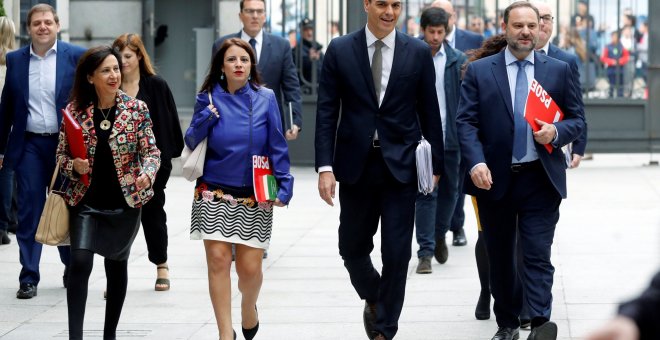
[434,43,446,57]
[365,25,396,49]
[241,29,264,44]
[446,25,457,44]
[505,46,535,66]
[30,41,58,58]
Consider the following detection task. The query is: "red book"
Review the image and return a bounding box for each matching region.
[524,79,564,154]
[62,109,89,185]
[252,155,278,202]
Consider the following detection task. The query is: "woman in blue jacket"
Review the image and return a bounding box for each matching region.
[185,38,293,340]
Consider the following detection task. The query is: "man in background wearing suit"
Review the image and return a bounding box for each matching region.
[533,2,587,169]
[212,0,302,140]
[315,1,444,338]
[456,2,585,340]
[0,4,85,299]
[431,0,484,252]
[413,6,467,275]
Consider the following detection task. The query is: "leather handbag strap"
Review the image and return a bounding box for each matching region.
[48,162,60,192]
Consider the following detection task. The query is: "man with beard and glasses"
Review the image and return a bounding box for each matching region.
[456,2,585,339]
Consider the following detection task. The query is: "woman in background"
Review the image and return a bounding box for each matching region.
[186,38,293,340]
[112,33,183,291]
[0,16,17,245]
[57,46,160,340]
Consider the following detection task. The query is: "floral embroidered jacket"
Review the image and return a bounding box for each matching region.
[56,90,161,208]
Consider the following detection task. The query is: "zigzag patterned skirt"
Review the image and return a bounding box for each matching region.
[190,182,273,249]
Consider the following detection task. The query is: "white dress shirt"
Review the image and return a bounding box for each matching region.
[432,44,447,143]
[26,43,58,134]
[446,25,457,49]
[365,26,396,107]
[505,47,538,163]
[241,29,264,63]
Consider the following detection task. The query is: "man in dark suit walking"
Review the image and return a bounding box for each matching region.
[315,1,444,339]
[533,2,587,169]
[212,0,302,140]
[456,2,585,340]
[0,4,85,299]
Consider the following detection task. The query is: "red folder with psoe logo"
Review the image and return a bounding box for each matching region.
[524,79,564,153]
[62,109,89,185]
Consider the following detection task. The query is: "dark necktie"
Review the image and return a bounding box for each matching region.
[371,40,384,102]
[513,60,530,161]
[249,38,258,62]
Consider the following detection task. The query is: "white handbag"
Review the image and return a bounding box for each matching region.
[181,92,213,181]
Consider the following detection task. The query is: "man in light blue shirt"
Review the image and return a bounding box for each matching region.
[414,6,466,275]
[0,4,85,299]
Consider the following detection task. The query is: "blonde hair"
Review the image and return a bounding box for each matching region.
[0,17,16,65]
[111,33,156,76]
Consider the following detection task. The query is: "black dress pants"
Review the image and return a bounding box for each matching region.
[338,147,417,339]
[140,158,172,265]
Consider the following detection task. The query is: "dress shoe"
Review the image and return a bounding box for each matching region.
[527,321,557,340]
[475,292,491,320]
[363,301,377,339]
[0,230,10,245]
[415,256,432,274]
[452,228,467,246]
[242,305,259,340]
[63,266,70,288]
[16,283,38,299]
[434,237,448,264]
[491,327,519,340]
[520,318,531,329]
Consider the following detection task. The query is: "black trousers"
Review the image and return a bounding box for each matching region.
[338,147,417,339]
[140,158,172,265]
[476,163,561,328]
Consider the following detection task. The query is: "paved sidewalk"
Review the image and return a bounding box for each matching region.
[0,154,659,339]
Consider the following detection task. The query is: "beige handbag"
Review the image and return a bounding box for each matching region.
[35,163,70,246]
[181,91,212,182]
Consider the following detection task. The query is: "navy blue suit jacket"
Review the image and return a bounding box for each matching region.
[455,28,484,53]
[315,28,444,185]
[456,50,585,199]
[213,32,303,129]
[0,41,85,169]
[441,42,467,151]
[547,44,588,156]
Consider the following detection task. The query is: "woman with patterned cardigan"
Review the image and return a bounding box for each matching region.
[55,45,160,340]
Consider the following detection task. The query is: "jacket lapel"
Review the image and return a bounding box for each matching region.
[381,32,408,107]
[19,47,30,110]
[109,93,128,141]
[55,41,67,107]
[257,33,271,69]
[352,28,378,105]
[534,52,549,87]
[492,51,514,119]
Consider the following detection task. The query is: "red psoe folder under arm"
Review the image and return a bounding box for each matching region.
[62,109,89,185]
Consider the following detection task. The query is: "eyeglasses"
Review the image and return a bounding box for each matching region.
[243,8,265,16]
[540,15,554,23]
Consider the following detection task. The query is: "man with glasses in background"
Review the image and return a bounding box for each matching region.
[213,0,303,141]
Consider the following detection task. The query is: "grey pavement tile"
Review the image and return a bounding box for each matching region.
[1,155,660,339]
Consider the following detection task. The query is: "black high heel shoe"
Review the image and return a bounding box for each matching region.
[242,305,259,340]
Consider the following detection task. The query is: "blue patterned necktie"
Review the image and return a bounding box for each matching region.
[249,38,258,62]
[513,60,530,161]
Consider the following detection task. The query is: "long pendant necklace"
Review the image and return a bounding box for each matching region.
[98,106,113,130]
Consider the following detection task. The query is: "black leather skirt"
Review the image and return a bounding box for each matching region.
[70,205,141,261]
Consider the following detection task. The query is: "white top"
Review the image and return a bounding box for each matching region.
[432,44,447,143]
[27,42,59,134]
